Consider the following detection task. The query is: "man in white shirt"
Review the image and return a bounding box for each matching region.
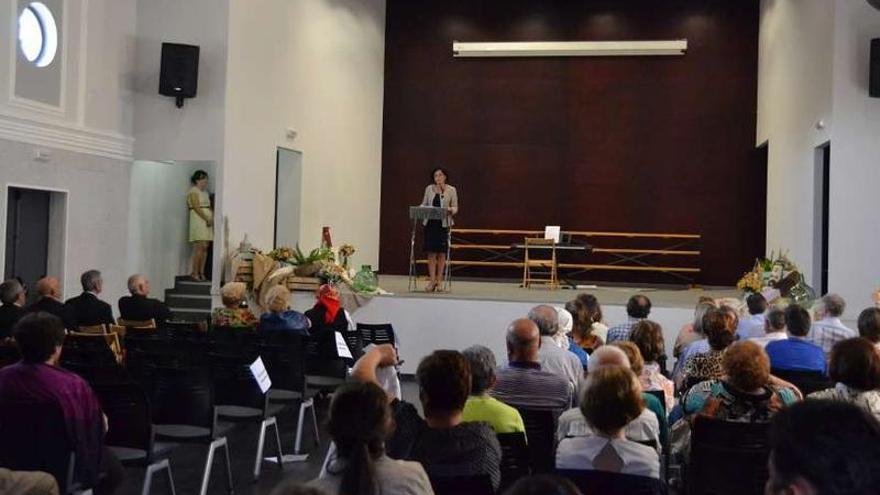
[807,293,856,358]
[529,305,583,401]
[749,307,788,349]
[737,293,767,340]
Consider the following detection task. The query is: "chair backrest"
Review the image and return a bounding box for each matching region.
[117,318,157,329]
[62,332,118,366]
[63,362,132,387]
[93,382,155,456]
[356,322,396,347]
[428,474,494,495]
[558,469,667,495]
[164,320,208,333]
[644,389,667,414]
[150,365,217,433]
[77,324,107,335]
[770,368,834,396]
[688,416,770,495]
[0,401,77,491]
[304,334,348,380]
[497,432,531,491]
[209,352,268,413]
[515,407,558,474]
[259,331,307,394]
[340,328,365,360]
[211,325,260,357]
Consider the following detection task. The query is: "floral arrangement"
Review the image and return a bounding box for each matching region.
[736,250,815,305]
[267,246,295,263]
[339,244,356,268]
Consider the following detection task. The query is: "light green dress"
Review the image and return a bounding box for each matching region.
[188,186,213,242]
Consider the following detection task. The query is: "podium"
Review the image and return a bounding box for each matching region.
[408,206,452,292]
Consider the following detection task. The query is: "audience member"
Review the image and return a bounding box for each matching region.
[308,382,433,495]
[304,284,354,357]
[260,285,310,334]
[766,305,826,374]
[0,279,27,339]
[674,304,738,381]
[857,307,880,352]
[630,320,674,411]
[749,307,788,348]
[676,306,738,391]
[0,468,59,495]
[808,293,856,358]
[766,400,880,495]
[491,319,572,411]
[26,277,75,331]
[212,282,257,328]
[64,270,114,328]
[503,474,582,495]
[682,341,799,421]
[606,295,651,343]
[567,294,606,352]
[736,293,768,340]
[351,346,501,489]
[673,297,715,358]
[556,366,660,479]
[609,341,669,447]
[529,305,583,396]
[556,346,660,448]
[0,313,123,494]
[461,345,525,434]
[117,274,171,324]
[808,338,880,419]
[555,306,588,368]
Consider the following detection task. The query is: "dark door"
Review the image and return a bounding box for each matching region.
[4,187,50,303]
[819,144,830,295]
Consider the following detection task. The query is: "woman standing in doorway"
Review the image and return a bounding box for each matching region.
[421,167,458,292]
[187,170,213,281]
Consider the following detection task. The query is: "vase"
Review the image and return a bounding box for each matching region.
[352,264,378,292]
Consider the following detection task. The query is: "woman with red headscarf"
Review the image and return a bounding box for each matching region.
[305,284,360,360]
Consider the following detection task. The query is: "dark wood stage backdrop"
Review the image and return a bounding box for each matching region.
[379,0,763,286]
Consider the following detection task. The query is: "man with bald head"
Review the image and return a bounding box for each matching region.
[26,276,76,330]
[529,304,584,396]
[118,274,171,324]
[489,318,572,411]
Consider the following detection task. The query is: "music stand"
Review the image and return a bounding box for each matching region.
[409,206,452,292]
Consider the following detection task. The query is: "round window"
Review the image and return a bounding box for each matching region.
[18,2,58,68]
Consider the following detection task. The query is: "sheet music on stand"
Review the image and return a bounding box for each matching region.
[408,206,452,292]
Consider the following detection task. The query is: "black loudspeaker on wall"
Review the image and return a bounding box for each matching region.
[871,38,880,98]
[159,42,200,108]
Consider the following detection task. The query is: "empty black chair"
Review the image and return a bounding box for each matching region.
[93,382,177,495]
[259,331,320,454]
[356,322,396,347]
[497,432,530,491]
[61,333,118,367]
[210,326,260,358]
[340,328,365,360]
[304,334,348,394]
[428,474,494,495]
[150,366,234,495]
[686,416,770,495]
[515,408,558,474]
[771,368,834,396]
[558,469,668,495]
[209,353,285,480]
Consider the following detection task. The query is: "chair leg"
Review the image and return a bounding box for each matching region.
[272,417,285,467]
[295,398,314,454]
[143,459,171,495]
[254,416,281,481]
[166,460,177,495]
[200,437,234,495]
[221,439,234,494]
[310,400,320,445]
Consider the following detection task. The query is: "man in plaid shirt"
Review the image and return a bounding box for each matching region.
[807,293,856,358]
[606,294,652,343]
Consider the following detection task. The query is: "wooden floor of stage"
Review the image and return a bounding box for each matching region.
[376,275,741,309]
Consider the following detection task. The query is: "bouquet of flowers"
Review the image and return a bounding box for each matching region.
[267,246,295,263]
[339,244,356,269]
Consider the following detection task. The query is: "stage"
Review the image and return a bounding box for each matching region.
[291,275,741,374]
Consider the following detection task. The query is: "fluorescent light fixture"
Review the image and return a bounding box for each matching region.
[452,40,687,58]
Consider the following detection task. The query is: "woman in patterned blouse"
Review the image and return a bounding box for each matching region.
[211,281,257,328]
[676,306,738,394]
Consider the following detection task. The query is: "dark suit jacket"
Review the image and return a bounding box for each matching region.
[118,295,171,324]
[0,304,26,339]
[64,292,114,327]
[27,297,77,330]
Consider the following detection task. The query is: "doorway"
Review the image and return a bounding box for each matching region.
[813,142,830,295]
[3,185,67,303]
[274,148,303,248]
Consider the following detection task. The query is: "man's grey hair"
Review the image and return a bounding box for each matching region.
[80,270,102,292]
[0,279,23,305]
[766,307,785,331]
[462,345,497,396]
[821,293,846,317]
[528,305,559,337]
[127,274,144,294]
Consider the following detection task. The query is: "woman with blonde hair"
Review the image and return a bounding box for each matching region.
[212,282,257,328]
[260,285,310,334]
[187,170,213,281]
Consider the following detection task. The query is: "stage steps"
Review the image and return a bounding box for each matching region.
[165,276,212,322]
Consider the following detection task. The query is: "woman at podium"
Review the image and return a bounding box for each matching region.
[421,167,458,291]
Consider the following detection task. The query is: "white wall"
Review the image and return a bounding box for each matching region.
[757,0,834,285]
[826,1,880,312]
[223,0,385,267]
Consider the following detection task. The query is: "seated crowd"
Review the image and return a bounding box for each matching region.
[3,278,880,495]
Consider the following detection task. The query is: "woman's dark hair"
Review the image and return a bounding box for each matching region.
[630,319,665,363]
[190,169,209,185]
[829,338,880,391]
[702,306,737,351]
[430,167,449,182]
[568,294,603,341]
[580,366,643,435]
[857,308,880,344]
[416,350,471,418]
[504,474,583,495]
[326,382,390,495]
[13,312,65,363]
[784,304,812,337]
